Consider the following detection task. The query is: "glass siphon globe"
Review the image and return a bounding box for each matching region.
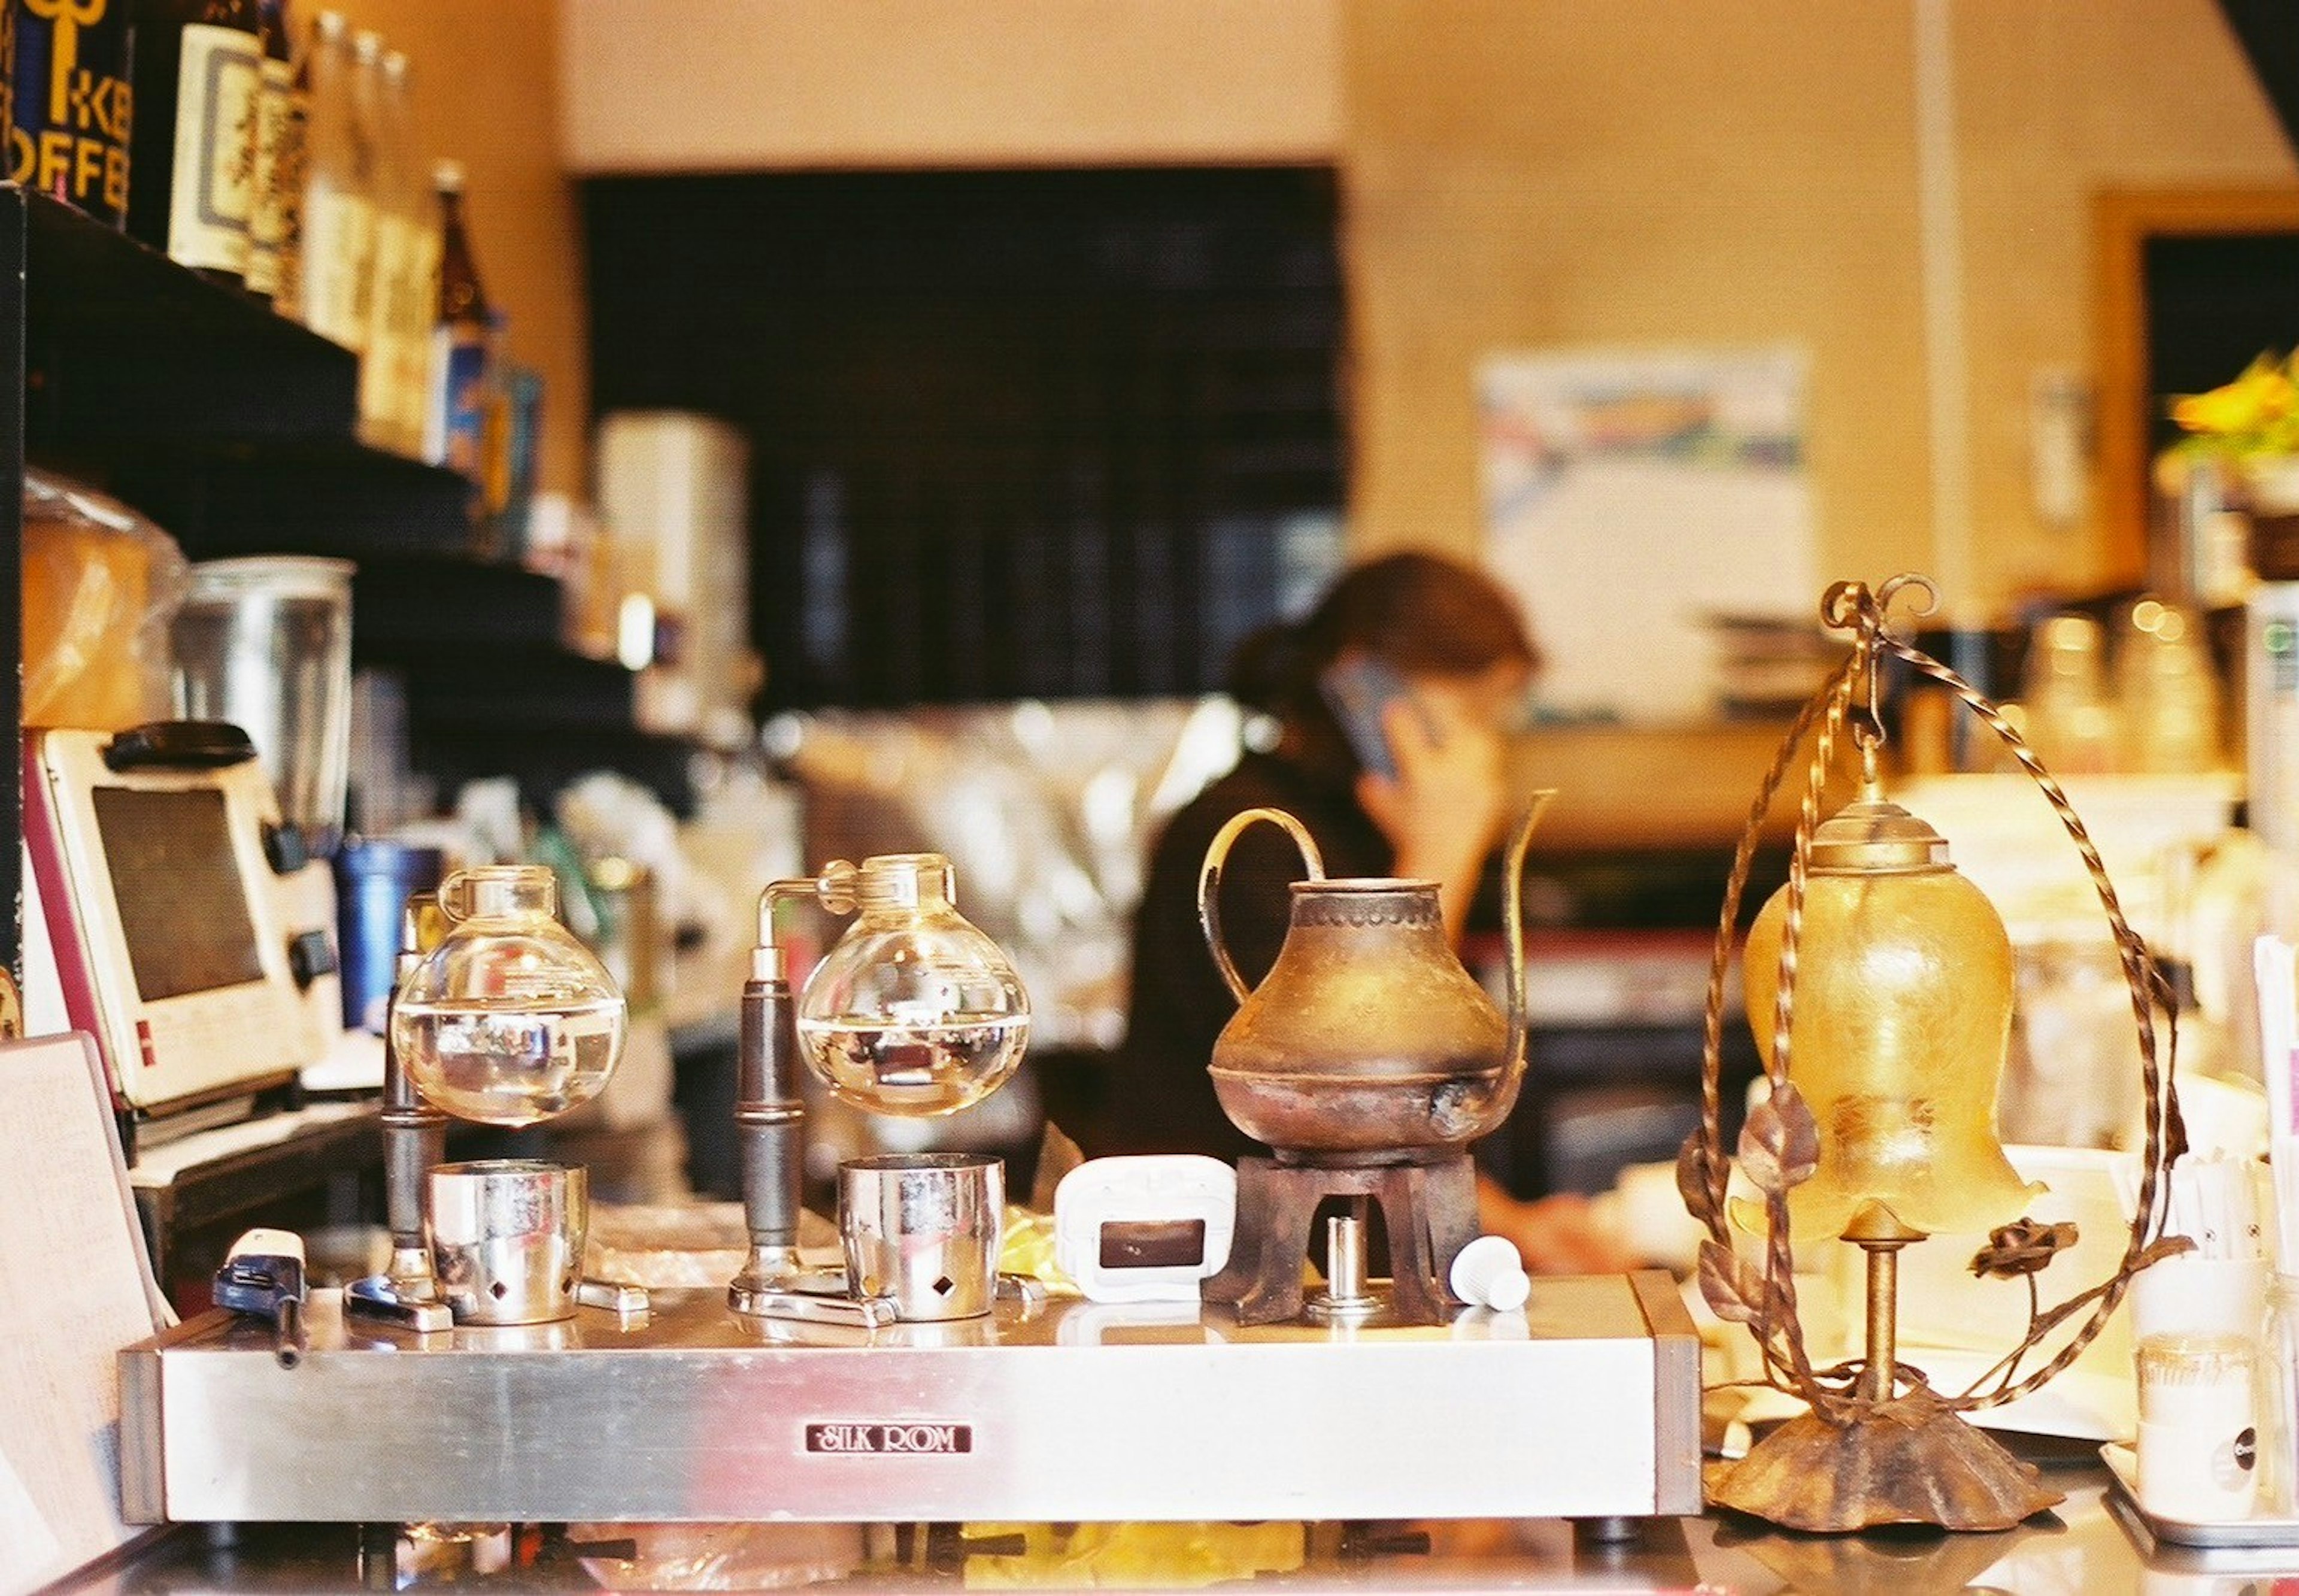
[794,853,1030,1117]
[392,864,627,1127]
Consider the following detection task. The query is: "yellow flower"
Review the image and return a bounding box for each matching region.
[2171,350,2299,457]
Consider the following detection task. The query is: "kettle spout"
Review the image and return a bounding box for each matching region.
[1501,791,1560,1084]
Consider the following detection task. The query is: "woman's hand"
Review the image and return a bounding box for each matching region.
[1476,1181,1639,1276]
[1355,685,1509,939]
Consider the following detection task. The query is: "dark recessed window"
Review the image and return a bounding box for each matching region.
[583,168,1348,710]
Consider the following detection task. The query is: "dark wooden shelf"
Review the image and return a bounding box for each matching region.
[18,187,359,447]
[86,438,479,560]
[351,556,566,656]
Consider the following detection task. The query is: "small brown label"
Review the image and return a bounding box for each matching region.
[806,1422,972,1456]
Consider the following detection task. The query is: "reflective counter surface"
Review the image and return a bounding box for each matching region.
[43,1466,2292,1594]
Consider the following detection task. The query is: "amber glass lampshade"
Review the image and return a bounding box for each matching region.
[1741,783,2042,1245]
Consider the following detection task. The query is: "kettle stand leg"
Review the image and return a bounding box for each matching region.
[1203,1154,1481,1326]
[1203,1156,1315,1324]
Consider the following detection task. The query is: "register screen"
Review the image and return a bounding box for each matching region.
[92,787,267,1001]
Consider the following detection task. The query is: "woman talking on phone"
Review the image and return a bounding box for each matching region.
[1086,550,1628,1276]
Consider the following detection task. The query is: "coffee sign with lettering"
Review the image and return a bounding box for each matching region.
[6,0,135,227]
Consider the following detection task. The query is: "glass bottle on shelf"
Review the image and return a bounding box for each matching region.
[128,0,265,281]
[2021,612,2122,775]
[423,160,493,477]
[264,3,316,318]
[359,44,428,453]
[242,0,296,299]
[293,11,371,348]
[341,30,386,342]
[385,51,441,454]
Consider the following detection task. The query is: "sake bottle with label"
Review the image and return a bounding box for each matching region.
[292,11,371,348]
[128,0,265,282]
[360,46,433,454]
[423,160,492,475]
[241,0,296,298]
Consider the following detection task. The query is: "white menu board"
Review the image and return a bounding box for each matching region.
[0,1033,169,1595]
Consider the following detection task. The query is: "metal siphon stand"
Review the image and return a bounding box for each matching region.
[726,881,892,1329]
[347,903,452,1333]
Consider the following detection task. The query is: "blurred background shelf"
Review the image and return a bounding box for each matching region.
[0,180,700,964]
[350,556,568,652]
[406,726,698,819]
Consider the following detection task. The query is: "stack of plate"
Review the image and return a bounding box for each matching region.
[1701,611,1846,718]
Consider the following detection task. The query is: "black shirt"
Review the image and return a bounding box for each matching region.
[1084,750,1392,1161]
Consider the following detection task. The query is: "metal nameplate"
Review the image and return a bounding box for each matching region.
[805,1422,974,1455]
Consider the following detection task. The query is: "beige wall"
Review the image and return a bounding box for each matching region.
[327,0,588,497]
[323,1,2298,605]
[558,0,1342,171]
[1340,0,2297,623]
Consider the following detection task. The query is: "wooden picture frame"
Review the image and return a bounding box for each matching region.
[2093,186,2299,584]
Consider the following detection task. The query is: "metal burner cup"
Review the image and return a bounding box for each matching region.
[428,1160,588,1325]
[838,1153,1002,1321]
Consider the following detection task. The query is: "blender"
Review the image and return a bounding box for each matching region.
[169,556,356,1068]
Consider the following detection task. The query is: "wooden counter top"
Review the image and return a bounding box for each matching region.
[1511,719,1858,855]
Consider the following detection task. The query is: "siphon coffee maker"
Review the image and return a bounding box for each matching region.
[727,852,1032,1328]
[347,865,648,1329]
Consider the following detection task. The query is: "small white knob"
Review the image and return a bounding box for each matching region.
[1450,1234,1531,1312]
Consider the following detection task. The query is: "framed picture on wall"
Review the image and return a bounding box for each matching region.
[2093,186,2299,583]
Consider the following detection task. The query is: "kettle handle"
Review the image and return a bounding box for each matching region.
[1500,790,1561,1079]
[1198,808,1325,1006]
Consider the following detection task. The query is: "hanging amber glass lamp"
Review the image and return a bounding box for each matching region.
[1682,576,2185,1534]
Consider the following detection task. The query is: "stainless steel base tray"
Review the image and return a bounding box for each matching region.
[2102,1442,2299,1549]
[122,1273,1699,1526]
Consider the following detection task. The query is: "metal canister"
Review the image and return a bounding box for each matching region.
[334,839,443,1032]
[7,0,134,227]
[427,1160,588,1327]
[838,1154,1003,1321]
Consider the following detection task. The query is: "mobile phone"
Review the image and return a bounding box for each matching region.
[1320,656,1425,779]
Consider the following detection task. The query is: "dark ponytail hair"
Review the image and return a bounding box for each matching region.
[1226,551,1540,771]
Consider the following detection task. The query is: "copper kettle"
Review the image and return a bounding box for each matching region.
[1196,794,1556,1162]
